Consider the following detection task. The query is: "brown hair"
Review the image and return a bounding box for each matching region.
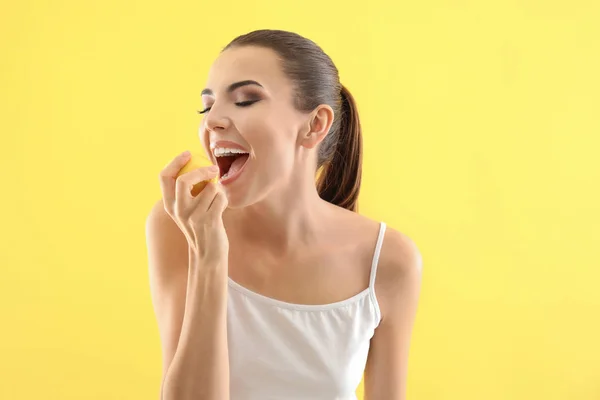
[224,30,363,212]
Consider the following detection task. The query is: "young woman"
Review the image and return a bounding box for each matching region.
[146,29,423,400]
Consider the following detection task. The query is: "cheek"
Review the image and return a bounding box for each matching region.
[198,123,211,154]
[245,121,295,179]
[242,112,290,154]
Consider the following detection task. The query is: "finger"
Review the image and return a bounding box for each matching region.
[208,188,229,216]
[159,151,192,207]
[192,181,219,213]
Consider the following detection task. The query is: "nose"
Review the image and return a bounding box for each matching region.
[204,105,231,133]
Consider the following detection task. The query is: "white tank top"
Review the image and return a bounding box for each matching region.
[226,222,386,400]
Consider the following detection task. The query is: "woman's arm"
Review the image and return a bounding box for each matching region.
[363,229,423,400]
[162,249,229,400]
[147,201,230,400]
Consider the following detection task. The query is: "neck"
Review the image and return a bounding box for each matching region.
[224,171,333,254]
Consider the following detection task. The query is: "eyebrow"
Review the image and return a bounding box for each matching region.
[201,80,264,96]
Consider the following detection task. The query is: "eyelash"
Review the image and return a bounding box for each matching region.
[197,100,258,115]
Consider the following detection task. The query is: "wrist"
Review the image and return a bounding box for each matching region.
[188,247,227,272]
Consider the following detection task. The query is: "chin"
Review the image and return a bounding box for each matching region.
[221,182,273,211]
[220,188,253,210]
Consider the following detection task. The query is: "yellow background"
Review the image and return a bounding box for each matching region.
[1,0,599,399]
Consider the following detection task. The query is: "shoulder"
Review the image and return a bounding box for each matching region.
[334,209,423,294]
[379,226,423,280]
[337,210,422,277]
[375,224,423,323]
[145,199,181,241]
[146,199,171,229]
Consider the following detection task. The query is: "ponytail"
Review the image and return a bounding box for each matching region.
[316,84,363,212]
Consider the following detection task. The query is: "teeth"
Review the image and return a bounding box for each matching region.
[220,170,232,180]
[213,147,248,157]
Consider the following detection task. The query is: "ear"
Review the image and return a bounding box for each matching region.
[300,104,335,149]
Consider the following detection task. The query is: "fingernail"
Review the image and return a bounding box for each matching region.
[209,165,219,172]
[181,150,190,157]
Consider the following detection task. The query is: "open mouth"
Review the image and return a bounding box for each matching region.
[215,151,250,183]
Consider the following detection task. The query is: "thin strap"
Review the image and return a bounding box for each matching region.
[369,222,386,326]
[369,222,387,289]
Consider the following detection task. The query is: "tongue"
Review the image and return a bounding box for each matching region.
[228,154,249,176]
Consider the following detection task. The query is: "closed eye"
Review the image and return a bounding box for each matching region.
[197,99,259,115]
[236,99,259,107]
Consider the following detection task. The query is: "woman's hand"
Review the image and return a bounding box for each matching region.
[159,151,229,266]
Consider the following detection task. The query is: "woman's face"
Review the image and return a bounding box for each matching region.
[198,46,311,209]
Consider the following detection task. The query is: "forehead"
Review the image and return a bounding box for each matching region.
[205,46,290,94]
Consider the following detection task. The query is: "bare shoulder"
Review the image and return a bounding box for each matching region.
[146,199,175,235]
[376,224,423,323]
[334,208,421,269]
[335,208,423,318]
[378,226,423,284]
